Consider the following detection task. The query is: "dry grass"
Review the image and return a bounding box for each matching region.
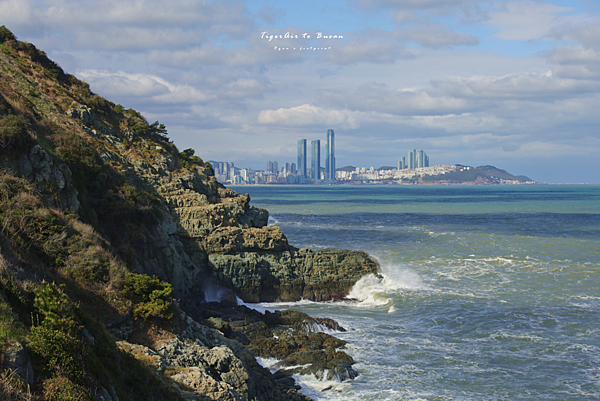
[0,369,33,401]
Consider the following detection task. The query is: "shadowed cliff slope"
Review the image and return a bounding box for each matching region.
[0,26,378,400]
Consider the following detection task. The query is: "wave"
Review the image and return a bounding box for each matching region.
[292,372,353,398]
[347,267,430,307]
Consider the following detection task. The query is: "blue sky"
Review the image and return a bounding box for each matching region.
[2,0,600,183]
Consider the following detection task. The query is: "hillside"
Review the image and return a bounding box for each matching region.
[0,26,378,400]
[421,165,533,184]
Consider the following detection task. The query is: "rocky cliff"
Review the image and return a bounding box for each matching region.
[63,104,379,305]
[0,26,378,401]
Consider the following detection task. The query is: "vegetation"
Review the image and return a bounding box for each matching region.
[0,26,196,400]
[119,273,173,321]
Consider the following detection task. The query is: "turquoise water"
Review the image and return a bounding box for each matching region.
[233,184,600,400]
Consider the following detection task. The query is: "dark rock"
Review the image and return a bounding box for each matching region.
[1,342,34,385]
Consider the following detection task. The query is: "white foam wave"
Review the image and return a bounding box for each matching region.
[236,297,275,313]
[293,372,352,397]
[255,357,281,372]
[347,268,430,307]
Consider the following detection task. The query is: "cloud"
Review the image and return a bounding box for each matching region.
[1,0,254,50]
[320,39,413,64]
[487,1,573,41]
[257,104,359,129]
[318,83,470,116]
[76,71,171,97]
[393,24,479,48]
[356,0,474,15]
[431,71,600,100]
[77,70,214,104]
[549,21,600,51]
[256,5,285,24]
[548,45,600,79]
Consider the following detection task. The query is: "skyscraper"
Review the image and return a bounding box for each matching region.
[311,140,320,180]
[325,129,335,181]
[398,156,406,170]
[408,149,416,169]
[417,149,425,168]
[297,139,307,178]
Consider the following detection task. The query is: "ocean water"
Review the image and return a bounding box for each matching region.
[232,184,600,401]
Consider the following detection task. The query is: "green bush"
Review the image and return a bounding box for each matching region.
[42,375,94,401]
[0,115,34,152]
[0,25,16,44]
[33,281,76,331]
[29,325,87,383]
[120,273,173,321]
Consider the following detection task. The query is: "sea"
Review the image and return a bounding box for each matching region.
[231,184,600,401]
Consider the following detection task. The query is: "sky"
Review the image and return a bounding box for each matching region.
[1,0,600,183]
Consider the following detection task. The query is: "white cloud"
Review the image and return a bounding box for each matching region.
[319,83,470,116]
[257,104,359,129]
[320,39,412,64]
[487,1,572,41]
[77,70,170,97]
[393,24,479,48]
[548,45,600,79]
[431,71,600,99]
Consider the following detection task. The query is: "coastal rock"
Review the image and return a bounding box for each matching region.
[66,102,378,304]
[191,303,359,384]
[209,248,380,302]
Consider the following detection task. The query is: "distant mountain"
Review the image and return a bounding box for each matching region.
[336,165,356,172]
[421,165,534,184]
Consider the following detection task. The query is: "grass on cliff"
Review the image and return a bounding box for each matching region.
[0,173,182,400]
[0,26,229,399]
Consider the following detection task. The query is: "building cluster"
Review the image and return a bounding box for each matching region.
[337,164,453,182]
[297,129,336,182]
[398,149,429,170]
[212,129,337,185]
[213,161,235,183]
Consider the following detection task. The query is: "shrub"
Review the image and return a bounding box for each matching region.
[120,273,173,321]
[29,325,87,383]
[0,115,34,152]
[42,375,94,401]
[0,25,16,44]
[33,281,76,332]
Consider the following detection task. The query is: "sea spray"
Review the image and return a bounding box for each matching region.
[347,267,429,306]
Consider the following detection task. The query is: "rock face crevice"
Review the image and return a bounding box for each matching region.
[64,107,380,304]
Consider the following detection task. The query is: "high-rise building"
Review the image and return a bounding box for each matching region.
[408,149,416,169]
[325,129,335,181]
[426,155,430,167]
[298,139,307,178]
[417,149,425,168]
[398,156,406,170]
[291,162,297,174]
[311,140,320,180]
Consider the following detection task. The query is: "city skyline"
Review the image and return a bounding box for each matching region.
[4,0,599,183]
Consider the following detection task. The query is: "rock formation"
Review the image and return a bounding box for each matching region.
[64,105,379,304]
[0,29,379,401]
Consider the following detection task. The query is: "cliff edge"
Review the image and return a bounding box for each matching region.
[0,26,377,400]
